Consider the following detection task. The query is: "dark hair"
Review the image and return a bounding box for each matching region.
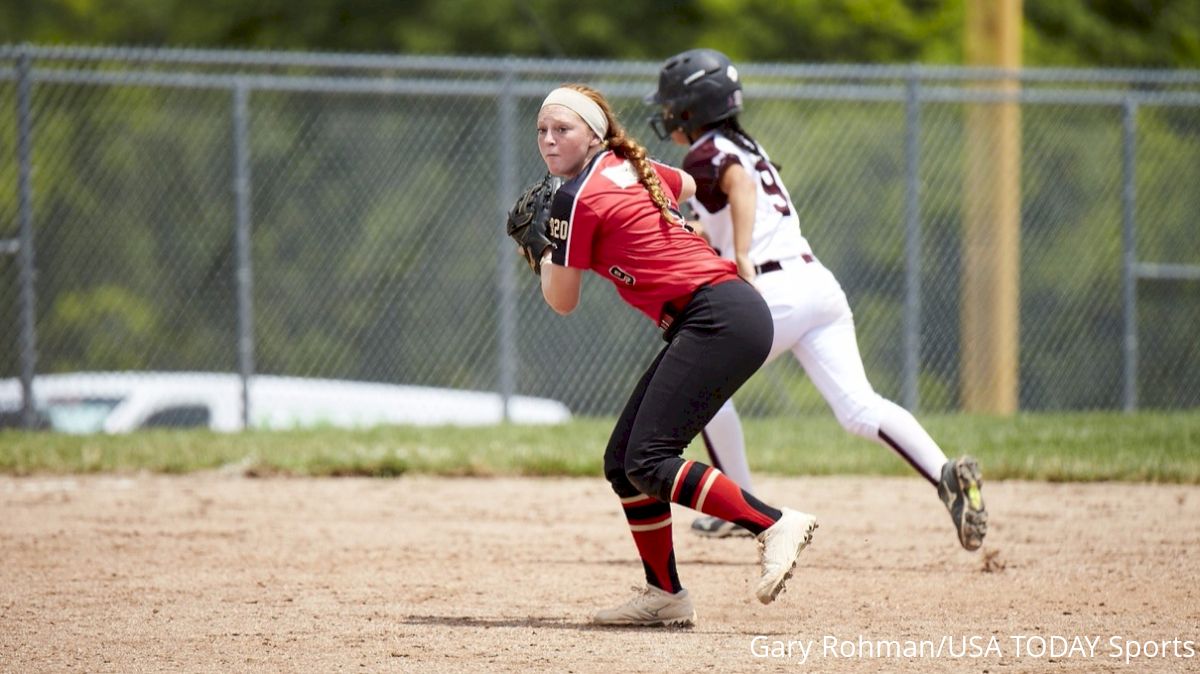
[706,116,782,171]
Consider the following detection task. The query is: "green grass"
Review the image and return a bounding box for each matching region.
[743,412,1200,483]
[1,411,1197,483]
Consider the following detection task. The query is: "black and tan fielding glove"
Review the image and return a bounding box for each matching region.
[506,173,561,275]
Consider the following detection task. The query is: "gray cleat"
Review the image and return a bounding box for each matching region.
[690,515,754,539]
[938,456,988,551]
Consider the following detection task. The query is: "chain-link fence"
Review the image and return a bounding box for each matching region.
[2,45,1199,428]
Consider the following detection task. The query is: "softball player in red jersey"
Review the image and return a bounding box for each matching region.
[647,49,988,551]
[534,83,817,627]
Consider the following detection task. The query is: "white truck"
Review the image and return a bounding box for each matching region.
[0,372,570,433]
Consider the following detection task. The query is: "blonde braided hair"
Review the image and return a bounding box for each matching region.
[564,84,676,224]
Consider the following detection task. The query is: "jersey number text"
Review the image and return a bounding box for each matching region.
[755,158,792,216]
[548,216,569,240]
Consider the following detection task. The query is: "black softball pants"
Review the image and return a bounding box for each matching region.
[604,278,774,501]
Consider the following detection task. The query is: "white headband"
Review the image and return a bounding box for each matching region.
[540,88,609,140]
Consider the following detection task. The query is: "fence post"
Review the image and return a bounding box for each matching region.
[902,69,923,412]
[232,81,255,430]
[16,46,39,429]
[495,60,518,421]
[962,0,1022,415]
[1121,97,1138,412]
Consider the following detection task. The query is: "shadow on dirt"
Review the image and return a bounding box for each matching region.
[400,614,746,634]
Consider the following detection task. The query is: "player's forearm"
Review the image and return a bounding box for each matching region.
[541,256,581,315]
[722,165,757,281]
[730,201,756,280]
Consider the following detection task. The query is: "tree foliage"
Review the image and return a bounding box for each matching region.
[1026,0,1200,68]
[4,0,1199,67]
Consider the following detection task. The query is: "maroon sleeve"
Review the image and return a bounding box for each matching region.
[683,137,740,214]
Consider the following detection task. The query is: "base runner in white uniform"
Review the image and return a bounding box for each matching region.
[646,49,988,551]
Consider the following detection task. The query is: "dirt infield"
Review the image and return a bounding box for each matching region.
[2,473,1197,673]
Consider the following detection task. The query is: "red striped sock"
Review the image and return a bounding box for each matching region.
[669,460,781,535]
[619,494,680,593]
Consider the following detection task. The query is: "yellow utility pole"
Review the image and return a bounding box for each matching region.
[962,0,1022,414]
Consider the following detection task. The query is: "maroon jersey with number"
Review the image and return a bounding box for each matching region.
[684,129,812,264]
[546,151,739,323]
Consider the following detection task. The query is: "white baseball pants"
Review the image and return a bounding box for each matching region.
[703,256,949,485]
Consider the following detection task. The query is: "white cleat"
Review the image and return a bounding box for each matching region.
[592,585,696,628]
[755,508,818,605]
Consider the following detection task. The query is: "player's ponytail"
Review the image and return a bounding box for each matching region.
[565,84,676,224]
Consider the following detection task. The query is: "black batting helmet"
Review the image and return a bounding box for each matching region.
[645,48,743,140]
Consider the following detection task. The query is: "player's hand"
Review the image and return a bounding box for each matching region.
[736,255,757,287]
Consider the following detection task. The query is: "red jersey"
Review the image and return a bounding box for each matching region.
[546,151,739,323]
